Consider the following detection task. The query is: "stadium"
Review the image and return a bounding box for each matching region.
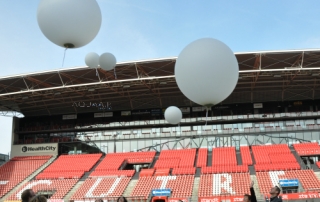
[0,49,320,202]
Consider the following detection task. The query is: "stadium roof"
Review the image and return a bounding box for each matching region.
[1,49,320,117]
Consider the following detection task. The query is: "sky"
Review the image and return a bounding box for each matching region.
[0,0,320,155]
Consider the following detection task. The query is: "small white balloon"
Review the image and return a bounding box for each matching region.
[164,106,182,125]
[99,53,117,71]
[175,38,239,107]
[85,52,99,68]
[37,0,102,48]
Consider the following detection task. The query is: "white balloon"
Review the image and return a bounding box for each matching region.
[99,53,117,71]
[85,52,99,68]
[37,0,102,48]
[175,38,239,107]
[164,106,182,125]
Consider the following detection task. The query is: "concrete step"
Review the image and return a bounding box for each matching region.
[64,180,85,201]
[236,151,243,165]
[1,155,57,201]
[250,175,264,201]
[191,177,200,202]
[207,150,212,166]
[80,155,105,181]
[290,148,307,170]
[150,152,160,168]
[123,179,138,197]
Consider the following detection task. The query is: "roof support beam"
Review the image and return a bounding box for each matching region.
[25,76,53,88]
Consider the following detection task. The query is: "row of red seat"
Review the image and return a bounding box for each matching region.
[90,170,135,177]
[172,167,196,175]
[212,147,237,166]
[293,143,320,156]
[154,149,196,169]
[254,162,300,171]
[11,155,52,161]
[201,165,248,174]
[36,171,84,179]
[240,146,253,165]
[95,152,156,171]
[38,154,102,179]
[154,168,170,176]
[140,169,155,177]
[196,148,208,167]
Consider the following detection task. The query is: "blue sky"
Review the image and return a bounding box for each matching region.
[0,0,320,154]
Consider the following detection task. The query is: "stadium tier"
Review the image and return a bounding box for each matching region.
[252,144,300,171]
[0,155,52,198]
[154,149,196,169]
[196,148,207,167]
[293,142,320,156]
[8,179,78,200]
[130,175,194,199]
[71,177,131,200]
[199,173,251,197]
[3,145,320,201]
[36,154,102,179]
[256,170,320,194]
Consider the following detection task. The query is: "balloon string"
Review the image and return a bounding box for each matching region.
[62,48,68,67]
[205,107,209,126]
[114,68,117,79]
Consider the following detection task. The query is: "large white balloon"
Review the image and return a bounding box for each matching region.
[164,106,182,125]
[175,38,239,107]
[85,52,99,68]
[99,53,117,71]
[37,0,102,48]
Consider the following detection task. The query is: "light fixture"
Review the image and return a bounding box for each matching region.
[123,85,130,88]
[22,96,29,100]
[312,73,319,76]
[273,75,282,78]
[160,82,167,85]
[54,92,61,95]
[88,88,95,92]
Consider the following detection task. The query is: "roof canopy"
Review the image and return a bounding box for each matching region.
[1,49,320,116]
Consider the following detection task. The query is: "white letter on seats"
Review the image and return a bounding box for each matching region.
[85,177,121,198]
[268,171,285,187]
[156,176,177,189]
[17,180,52,199]
[213,174,235,195]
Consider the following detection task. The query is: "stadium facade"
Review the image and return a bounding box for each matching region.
[1,49,320,202]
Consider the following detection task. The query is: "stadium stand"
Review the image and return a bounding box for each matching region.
[71,177,131,200]
[130,175,194,199]
[0,155,52,198]
[196,148,208,167]
[95,151,155,171]
[154,149,196,169]
[240,146,253,165]
[256,170,320,195]
[201,147,248,174]
[8,179,78,200]
[252,144,300,171]
[70,151,155,200]
[199,173,251,197]
[293,142,320,156]
[36,154,102,179]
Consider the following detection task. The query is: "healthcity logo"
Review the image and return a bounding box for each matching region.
[21,145,56,153]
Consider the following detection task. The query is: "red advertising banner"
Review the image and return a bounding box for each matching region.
[168,198,189,202]
[199,196,244,202]
[200,193,320,202]
[48,200,64,202]
[280,192,320,200]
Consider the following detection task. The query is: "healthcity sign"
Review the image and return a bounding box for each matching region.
[21,145,56,153]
